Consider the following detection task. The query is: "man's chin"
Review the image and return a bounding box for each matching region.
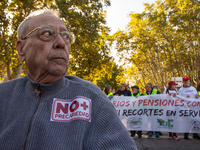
[48,67,68,76]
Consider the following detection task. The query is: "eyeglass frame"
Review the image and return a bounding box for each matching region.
[22,26,76,44]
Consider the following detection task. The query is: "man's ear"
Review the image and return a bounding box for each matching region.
[16,40,26,62]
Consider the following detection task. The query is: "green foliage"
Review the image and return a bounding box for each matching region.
[0,0,119,87]
[114,0,200,91]
[56,0,112,79]
[96,62,126,91]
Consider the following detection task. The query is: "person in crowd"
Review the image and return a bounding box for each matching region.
[179,77,199,99]
[0,9,137,150]
[196,83,200,96]
[130,85,143,138]
[179,76,200,140]
[144,83,161,139]
[163,81,178,97]
[104,85,113,96]
[114,82,131,96]
[144,83,161,96]
[153,85,158,90]
[163,81,180,140]
[131,85,143,98]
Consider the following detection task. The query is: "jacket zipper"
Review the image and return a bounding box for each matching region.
[23,84,41,150]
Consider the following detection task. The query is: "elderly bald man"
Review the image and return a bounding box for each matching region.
[0,9,137,150]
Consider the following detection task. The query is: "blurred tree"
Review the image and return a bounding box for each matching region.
[95,62,126,91]
[113,0,200,91]
[0,0,116,87]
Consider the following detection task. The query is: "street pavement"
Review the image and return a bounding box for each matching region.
[133,132,200,150]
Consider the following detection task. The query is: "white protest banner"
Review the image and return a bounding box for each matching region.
[111,95,200,133]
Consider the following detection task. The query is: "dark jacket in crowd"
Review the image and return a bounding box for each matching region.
[114,89,131,96]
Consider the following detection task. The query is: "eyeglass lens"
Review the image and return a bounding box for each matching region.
[37,26,75,44]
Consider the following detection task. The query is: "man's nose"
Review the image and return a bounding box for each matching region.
[53,33,66,49]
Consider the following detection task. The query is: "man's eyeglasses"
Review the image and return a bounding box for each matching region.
[22,26,76,44]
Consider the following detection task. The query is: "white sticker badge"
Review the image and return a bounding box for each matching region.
[51,96,91,122]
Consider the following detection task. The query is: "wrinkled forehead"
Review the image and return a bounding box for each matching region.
[28,13,67,30]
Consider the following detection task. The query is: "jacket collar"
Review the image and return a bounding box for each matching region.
[27,74,66,99]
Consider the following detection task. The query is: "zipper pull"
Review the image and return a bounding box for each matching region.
[35,84,41,96]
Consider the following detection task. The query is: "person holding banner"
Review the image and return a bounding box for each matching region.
[144,83,161,96]
[131,85,143,98]
[144,83,161,139]
[114,83,131,96]
[179,76,200,140]
[163,81,178,97]
[130,86,143,138]
[104,85,113,96]
[163,81,180,140]
[179,77,199,99]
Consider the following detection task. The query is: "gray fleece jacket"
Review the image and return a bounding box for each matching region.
[0,75,137,150]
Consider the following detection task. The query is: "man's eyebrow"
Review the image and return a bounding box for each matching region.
[60,27,68,31]
[46,25,68,31]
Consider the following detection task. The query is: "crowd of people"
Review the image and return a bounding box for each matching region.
[104,76,200,140]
